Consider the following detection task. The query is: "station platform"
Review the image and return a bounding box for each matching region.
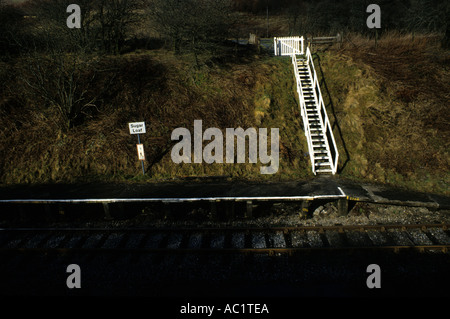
[0,176,448,210]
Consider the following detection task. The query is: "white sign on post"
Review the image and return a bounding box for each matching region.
[129,122,146,135]
[128,121,147,174]
[136,144,145,161]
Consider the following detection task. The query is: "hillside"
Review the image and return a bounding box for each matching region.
[0,33,449,195]
[317,33,449,195]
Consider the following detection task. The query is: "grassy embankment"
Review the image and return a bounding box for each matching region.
[0,33,448,195]
[0,48,312,184]
[318,33,449,195]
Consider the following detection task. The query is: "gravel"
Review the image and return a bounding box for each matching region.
[119,202,450,229]
[2,201,449,229]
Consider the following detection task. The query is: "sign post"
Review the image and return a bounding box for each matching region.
[129,122,146,175]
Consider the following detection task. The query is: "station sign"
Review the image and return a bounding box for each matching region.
[129,122,146,135]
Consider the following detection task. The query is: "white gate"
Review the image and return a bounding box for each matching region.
[273,36,304,56]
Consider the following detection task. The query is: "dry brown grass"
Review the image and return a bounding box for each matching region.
[0,49,311,183]
[1,33,448,195]
[319,32,449,194]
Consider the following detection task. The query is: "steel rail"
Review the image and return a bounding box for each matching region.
[1,223,447,233]
[1,245,449,255]
[1,223,448,255]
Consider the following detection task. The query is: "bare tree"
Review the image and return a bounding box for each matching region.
[16,45,121,132]
[148,0,232,60]
[0,0,31,55]
[28,0,144,54]
[95,0,145,54]
[406,0,448,33]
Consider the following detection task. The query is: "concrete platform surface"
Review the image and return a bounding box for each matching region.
[0,176,448,209]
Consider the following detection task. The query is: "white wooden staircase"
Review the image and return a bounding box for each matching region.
[274,36,339,175]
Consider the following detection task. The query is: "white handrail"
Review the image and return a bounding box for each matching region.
[274,36,339,174]
[304,47,339,174]
[292,54,315,172]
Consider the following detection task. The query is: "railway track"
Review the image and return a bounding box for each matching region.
[1,223,449,255]
[1,223,450,298]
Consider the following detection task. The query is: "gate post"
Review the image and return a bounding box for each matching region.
[273,37,277,56]
[300,36,304,54]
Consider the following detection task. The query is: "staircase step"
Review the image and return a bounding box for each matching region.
[314,161,331,166]
[291,52,337,175]
[315,168,333,174]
